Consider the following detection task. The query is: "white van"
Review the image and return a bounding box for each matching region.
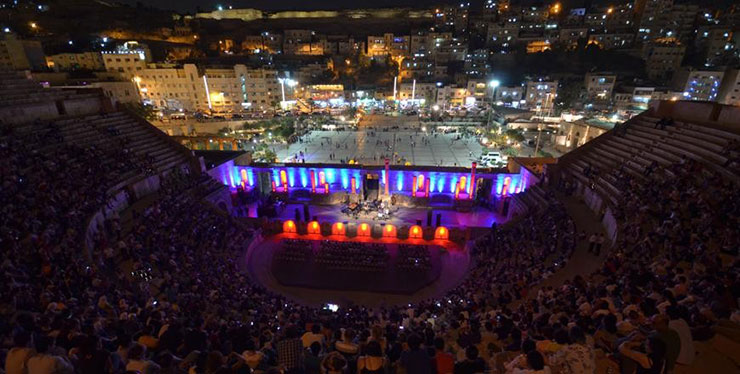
[480,151,506,167]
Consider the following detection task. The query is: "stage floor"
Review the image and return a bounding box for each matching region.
[243,202,506,229]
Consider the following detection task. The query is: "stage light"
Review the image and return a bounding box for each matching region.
[435,226,449,240]
[410,225,422,239]
[283,220,297,233]
[308,221,321,235]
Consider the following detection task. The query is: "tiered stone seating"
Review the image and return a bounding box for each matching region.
[557,102,740,213]
[0,71,102,121]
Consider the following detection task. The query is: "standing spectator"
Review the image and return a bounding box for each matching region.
[400,334,433,374]
[453,346,486,374]
[588,233,597,254]
[277,325,305,374]
[650,314,680,372]
[357,341,386,374]
[433,338,454,374]
[322,352,348,374]
[305,342,323,374]
[595,233,605,256]
[26,335,74,374]
[302,324,325,349]
[667,307,695,366]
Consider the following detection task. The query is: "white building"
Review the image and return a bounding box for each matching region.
[675,69,724,102]
[135,64,280,113]
[524,79,558,112]
[584,73,616,100]
[493,86,525,108]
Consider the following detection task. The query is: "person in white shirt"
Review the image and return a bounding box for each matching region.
[25,335,74,374]
[5,331,35,374]
[301,324,324,349]
[667,306,695,365]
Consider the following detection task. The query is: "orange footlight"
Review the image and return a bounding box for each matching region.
[383,224,397,237]
[410,225,423,239]
[283,220,297,233]
[308,221,320,234]
[332,222,346,236]
[435,226,449,240]
[358,223,370,236]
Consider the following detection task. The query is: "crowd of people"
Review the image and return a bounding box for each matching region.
[1,110,739,374]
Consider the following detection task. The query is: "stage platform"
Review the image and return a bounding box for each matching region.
[242,202,506,229]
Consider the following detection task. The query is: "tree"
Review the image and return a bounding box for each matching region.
[343,106,358,119]
[123,102,156,121]
[505,129,525,142]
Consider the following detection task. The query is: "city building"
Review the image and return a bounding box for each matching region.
[717,69,740,106]
[553,119,610,152]
[673,68,724,102]
[435,85,468,107]
[102,42,151,79]
[91,81,139,105]
[495,86,525,107]
[559,28,588,48]
[0,33,46,70]
[524,79,558,113]
[46,52,104,71]
[584,73,617,100]
[643,39,686,82]
[397,81,436,104]
[135,64,279,112]
[635,0,674,41]
[587,32,635,49]
[695,27,735,67]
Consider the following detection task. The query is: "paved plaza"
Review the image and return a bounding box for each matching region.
[275,130,485,167]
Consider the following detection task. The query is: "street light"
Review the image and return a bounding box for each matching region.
[278,78,298,108]
[486,80,500,128]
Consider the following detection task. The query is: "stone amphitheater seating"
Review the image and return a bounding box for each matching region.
[556,101,740,234]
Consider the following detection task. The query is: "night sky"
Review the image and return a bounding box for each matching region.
[118,0,729,13]
[119,0,557,12]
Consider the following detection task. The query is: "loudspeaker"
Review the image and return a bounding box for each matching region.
[303,204,310,221]
[294,208,300,222]
[426,209,433,226]
[436,213,441,227]
[416,219,422,226]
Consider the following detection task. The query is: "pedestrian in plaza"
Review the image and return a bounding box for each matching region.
[595,233,605,256]
[588,233,597,254]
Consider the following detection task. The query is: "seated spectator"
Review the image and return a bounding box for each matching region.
[618,336,667,374]
[125,343,160,374]
[5,331,35,374]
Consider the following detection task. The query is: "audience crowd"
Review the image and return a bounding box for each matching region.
[1,113,738,374]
